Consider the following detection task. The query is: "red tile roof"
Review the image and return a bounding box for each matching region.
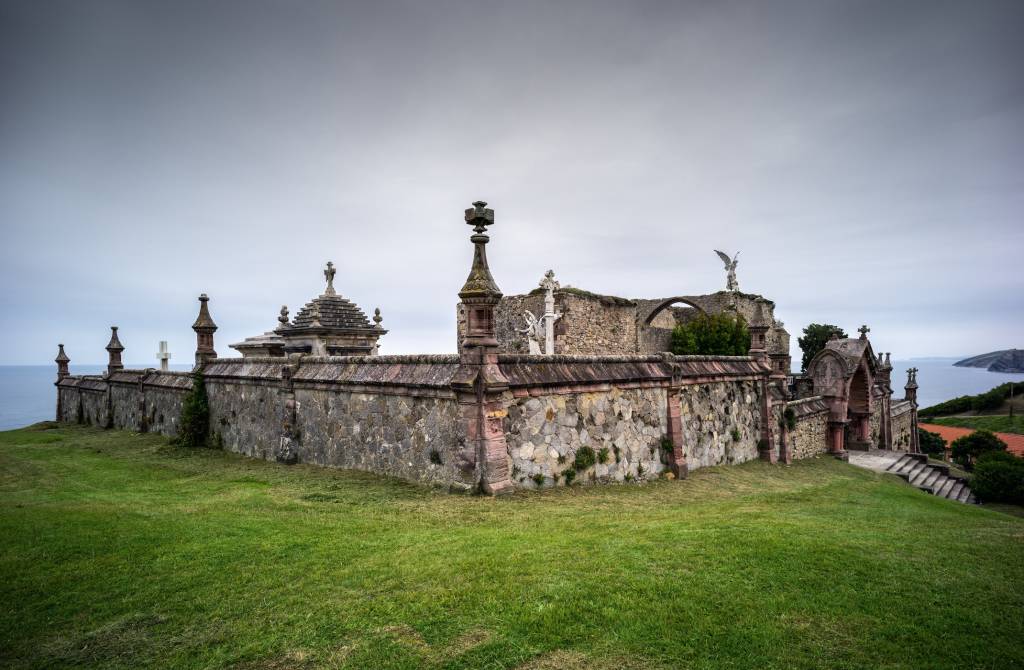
[918,423,1024,457]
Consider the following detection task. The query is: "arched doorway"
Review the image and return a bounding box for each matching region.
[845,363,872,449]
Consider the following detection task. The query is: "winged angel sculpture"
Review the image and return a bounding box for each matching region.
[714,250,740,292]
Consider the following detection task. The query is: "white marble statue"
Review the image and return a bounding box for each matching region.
[518,311,543,354]
[714,250,740,292]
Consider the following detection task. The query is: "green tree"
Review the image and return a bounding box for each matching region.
[970,451,1024,504]
[671,313,750,356]
[798,323,848,371]
[950,430,1007,470]
[175,371,211,448]
[918,429,946,458]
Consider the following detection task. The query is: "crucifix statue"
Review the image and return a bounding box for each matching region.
[324,261,337,296]
[858,324,870,339]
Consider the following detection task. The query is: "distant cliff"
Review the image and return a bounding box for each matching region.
[954,349,1024,373]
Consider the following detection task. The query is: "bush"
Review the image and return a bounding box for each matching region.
[175,371,210,448]
[783,408,796,431]
[951,430,1007,470]
[562,469,577,485]
[970,451,1024,504]
[918,429,947,458]
[574,446,597,471]
[598,447,610,464]
[730,427,741,442]
[671,312,750,356]
[920,381,1024,417]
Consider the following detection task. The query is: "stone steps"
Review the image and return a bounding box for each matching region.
[884,453,976,504]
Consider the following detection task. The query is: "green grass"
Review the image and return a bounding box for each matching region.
[928,415,1024,435]
[2,424,1024,669]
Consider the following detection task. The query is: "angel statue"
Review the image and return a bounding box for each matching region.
[517,310,543,354]
[714,250,740,292]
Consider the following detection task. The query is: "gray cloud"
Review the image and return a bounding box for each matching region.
[2,0,1022,365]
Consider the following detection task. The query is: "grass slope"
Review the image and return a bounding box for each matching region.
[2,424,1023,670]
[928,415,1024,435]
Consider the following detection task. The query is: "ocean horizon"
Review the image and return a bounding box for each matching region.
[2,358,1022,432]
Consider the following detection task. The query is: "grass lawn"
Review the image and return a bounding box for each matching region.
[2,424,1024,669]
[927,415,1024,435]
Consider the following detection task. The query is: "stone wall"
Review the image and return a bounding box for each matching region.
[787,396,830,459]
[891,401,914,450]
[678,379,763,468]
[54,351,840,492]
[503,386,669,488]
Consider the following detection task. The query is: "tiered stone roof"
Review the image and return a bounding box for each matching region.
[288,294,373,332]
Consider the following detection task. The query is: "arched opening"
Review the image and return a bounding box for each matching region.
[640,298,707,353]
[846,363,872,447]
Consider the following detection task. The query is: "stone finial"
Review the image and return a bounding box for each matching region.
[323,261,337,296]
[465,200,494,235]
[747,302,769,360]
[858,324,870,339]
[459,200,501,301]
[192,294,217,330]
[373,307,383,329]
[55,343,70,379]
[106,326,124,373]
[885,352,891,368]
[278,305,290,326]
[192,294,218,366]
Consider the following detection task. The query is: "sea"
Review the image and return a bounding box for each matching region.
[1,358,1023,432]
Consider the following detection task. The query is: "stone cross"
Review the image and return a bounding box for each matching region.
[155,340,171,372]
[538,269,562,355]
[324,261,337,296]
[858,324,870,339]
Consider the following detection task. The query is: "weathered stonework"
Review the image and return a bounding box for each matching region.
[503,386,669,488]
[891,400,914,450]
[678,379,762,469]
[787,396,830,459]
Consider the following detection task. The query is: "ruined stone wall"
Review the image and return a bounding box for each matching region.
[503,386,669,488]
[787,396,830,459]
[678,379,763,468]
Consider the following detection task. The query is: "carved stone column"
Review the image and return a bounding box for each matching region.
[54,344,70,421]
[453,201,514,495]
[662,355,688,478]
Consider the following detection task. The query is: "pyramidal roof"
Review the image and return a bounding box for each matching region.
[282,262,375,332]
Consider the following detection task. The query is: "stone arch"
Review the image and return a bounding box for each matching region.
[641,297,707,326]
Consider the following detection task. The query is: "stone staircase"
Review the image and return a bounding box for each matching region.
[885,453,976,504]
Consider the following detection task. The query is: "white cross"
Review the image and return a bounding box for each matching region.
[156,340,171,371]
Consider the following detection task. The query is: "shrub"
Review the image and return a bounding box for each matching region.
[557,454,566,465]
[951,430,1007,470]
[574,446,597,471]
[731,427,741,442]
[175,371,210,448]
[562,469,577,485]
[918,429,946,458]
[531,473,545,487]
[670,312,750,356]
[783,408,796,431]
[598,447,610,464]
[612,445,621,463]
[970,451,1024,504]
[659,438,674,454]
[429,449,443,465]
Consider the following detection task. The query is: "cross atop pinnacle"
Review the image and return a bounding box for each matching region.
[858,324,870,339]
[465,200,494,235]
[324,261,337,296]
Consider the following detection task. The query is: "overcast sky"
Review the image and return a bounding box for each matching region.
[1,0,1021,366]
